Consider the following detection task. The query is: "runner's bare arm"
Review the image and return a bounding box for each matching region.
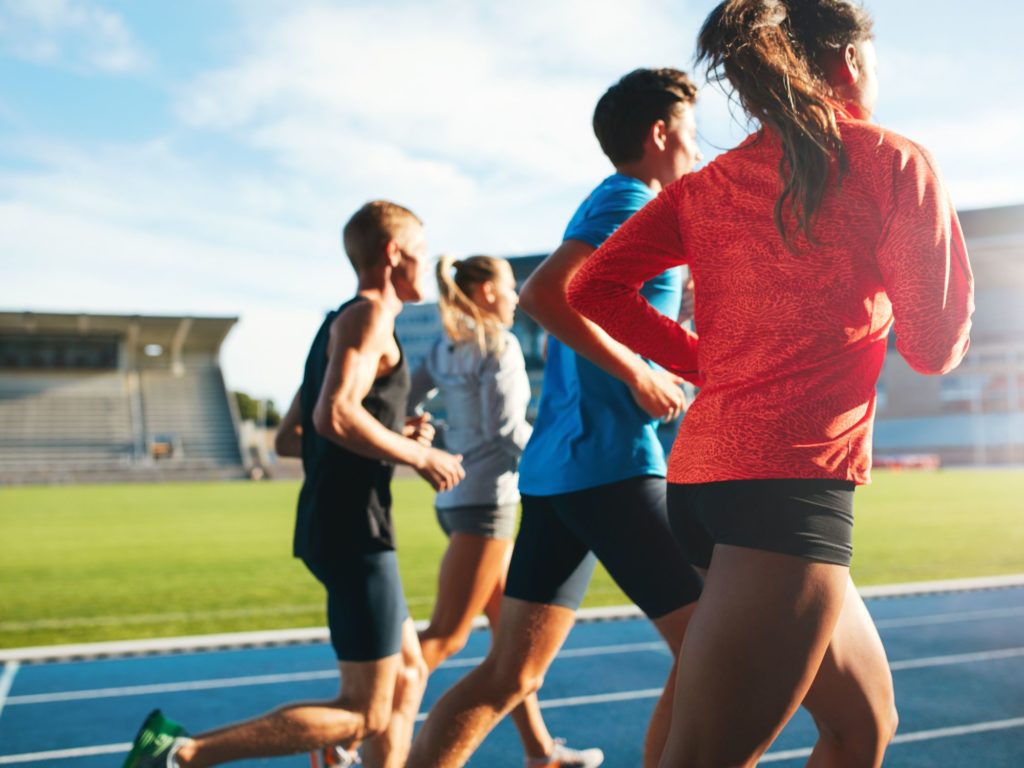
[312,300,463,490]
[273,389,303,458]
[520,239,685,421]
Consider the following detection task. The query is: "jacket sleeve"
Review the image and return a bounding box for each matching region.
[407,356,437,415]
[875,142,974,374]
[479,335,533,459]
[567,182,702,385]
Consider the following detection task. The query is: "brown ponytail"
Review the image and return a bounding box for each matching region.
[436,254,510,354]
[697,0,873,246]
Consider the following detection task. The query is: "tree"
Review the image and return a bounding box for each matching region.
[234,391,281,427]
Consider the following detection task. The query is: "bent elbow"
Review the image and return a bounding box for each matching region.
[272,432,290,456]
[902,336,971,376]
[518,280,544,318]
[566,276,597,321]
[565,284,587,316]
[312,407,345,442]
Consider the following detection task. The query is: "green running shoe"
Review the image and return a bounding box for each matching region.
[122,709,189,768]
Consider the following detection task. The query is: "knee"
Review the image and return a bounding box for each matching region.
[486,657,545,706]
[359,702,393,741]
[401,653,430,694]
[814,701,899,763]
[882,703,899,744]
[422,629,470,664]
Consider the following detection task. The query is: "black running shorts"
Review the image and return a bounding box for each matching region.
[667,478,856,569]
[303,550,409,662]
[505,475,702,617]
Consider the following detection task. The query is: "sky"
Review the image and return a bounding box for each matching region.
[2,0,1022,409]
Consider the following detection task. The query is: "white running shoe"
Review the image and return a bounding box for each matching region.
[525,738,604,768]
[310,745,360,768]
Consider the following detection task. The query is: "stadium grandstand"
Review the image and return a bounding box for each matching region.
[874,203,1024,466]
[0,312,246,484]
[397,203,1024,468]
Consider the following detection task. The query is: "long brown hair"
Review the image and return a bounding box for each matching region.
[436,254,510,354]
[697,0,874,246]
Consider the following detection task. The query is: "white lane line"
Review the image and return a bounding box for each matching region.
[759,716,1024,763]
[538,687,664,709]
[0,742,131,764]
[889,646,1024,671]
[6,576,1022,664]
[875,605,1024,629]
[442,641,666,670]
[7,669,339,705]
[3,710,1023,765]
[6,642,667,706]
[0,690,670,762]
[891,716,1024,744]
[7,641,1023,709]
[0,661,20,722]
[859,574,1024,598]
[0,591,639,634]
[0,605,324,632]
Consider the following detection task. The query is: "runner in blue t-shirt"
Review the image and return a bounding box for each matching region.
[409,69,705,768]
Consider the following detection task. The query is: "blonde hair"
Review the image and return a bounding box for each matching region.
[342,200,422,272]
[436,254,510,354]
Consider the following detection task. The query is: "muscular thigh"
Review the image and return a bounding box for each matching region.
[802,578,894,733]
[670,545,849,763]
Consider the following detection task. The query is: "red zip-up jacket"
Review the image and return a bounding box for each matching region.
[568,118,974,485]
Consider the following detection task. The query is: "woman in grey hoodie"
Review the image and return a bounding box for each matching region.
[409,255,602,768]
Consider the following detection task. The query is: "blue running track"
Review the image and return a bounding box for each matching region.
[1,586,1022,766]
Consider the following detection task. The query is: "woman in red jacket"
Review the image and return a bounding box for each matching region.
[567,1,974,765]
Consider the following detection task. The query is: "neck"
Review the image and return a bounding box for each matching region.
[356,271,404,315]
[613,161,664,193]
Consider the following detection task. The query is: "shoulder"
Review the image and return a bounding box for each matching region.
[841,119,945,195]
[331,297,394,346]
[841,119,935,167]
[482,331,525,372]
[499,331,525,363]
[589,174,655,214]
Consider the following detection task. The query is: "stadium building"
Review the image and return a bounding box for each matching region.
[0,312,246,484]
[874,203,1024,465]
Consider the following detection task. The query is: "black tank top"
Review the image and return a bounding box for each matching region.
[294,296,410,560]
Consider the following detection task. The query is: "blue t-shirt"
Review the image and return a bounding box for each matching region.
[518,173,683,496]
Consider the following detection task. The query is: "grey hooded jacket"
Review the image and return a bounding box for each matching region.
[409,330,532,508]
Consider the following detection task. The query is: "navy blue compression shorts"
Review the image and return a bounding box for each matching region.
[303,550,409,662]
[505,475,702,617]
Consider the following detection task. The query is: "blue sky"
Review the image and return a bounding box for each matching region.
[2,0,1022,408]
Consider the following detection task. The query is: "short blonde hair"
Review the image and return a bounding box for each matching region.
[342,200,422,272]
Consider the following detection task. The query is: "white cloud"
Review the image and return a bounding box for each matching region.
[176,1,713,198]
[873,46,1024,210]
[3,0,1021,408]
[0,0,147,73]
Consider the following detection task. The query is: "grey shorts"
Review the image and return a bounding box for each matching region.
[435,503,518,540]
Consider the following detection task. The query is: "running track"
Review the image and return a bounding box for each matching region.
[1,582,1022,767]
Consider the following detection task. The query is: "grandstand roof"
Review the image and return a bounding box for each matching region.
[959,204,1024,243]
[0,311,238,355]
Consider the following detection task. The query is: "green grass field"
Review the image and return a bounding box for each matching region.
[1,470,1022,649]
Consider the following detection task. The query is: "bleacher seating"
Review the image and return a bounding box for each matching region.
[0,372,134,475]
[139,366,242,466]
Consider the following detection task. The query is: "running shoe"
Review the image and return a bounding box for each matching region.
[310,744,361,767]
[122,709,189,768]
[525,738,604,768]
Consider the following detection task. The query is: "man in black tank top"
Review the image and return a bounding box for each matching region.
[123,201,464,768]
